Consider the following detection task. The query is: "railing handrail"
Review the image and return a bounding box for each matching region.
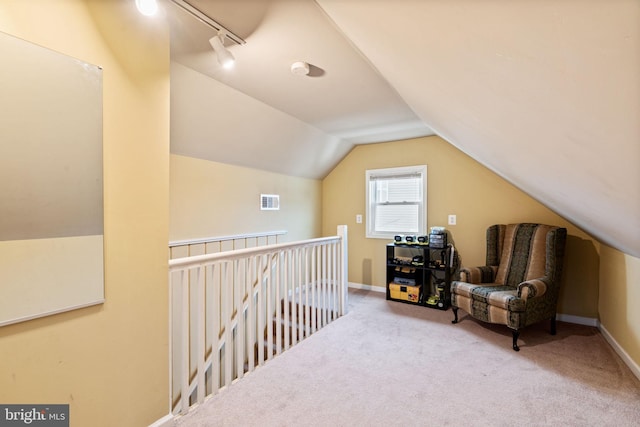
[169,235,340,271]
[168,230,287,248]
[169,226,348,415]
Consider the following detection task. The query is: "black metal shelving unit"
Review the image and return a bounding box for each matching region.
[386,243,452,310]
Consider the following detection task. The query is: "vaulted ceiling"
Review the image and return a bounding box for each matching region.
[168,0,640,258]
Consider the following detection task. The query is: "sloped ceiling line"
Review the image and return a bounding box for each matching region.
[316,0,640,258]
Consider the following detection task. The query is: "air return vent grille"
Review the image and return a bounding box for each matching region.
[260,194,280,211]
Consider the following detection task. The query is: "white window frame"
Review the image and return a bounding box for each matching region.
[365,165,427,239]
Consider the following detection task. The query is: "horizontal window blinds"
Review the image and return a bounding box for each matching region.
[366,165,426,238]
[375,177,421,203]
[374,204,419,233]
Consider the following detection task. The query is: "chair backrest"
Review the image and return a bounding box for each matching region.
[486,223,567,287]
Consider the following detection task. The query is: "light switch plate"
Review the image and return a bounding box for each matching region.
[448,214,457,225]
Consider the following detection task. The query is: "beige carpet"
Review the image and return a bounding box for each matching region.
[176,289,640,426]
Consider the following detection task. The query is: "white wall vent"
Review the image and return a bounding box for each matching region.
[260,194,280,211]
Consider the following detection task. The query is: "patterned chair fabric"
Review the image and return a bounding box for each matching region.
[451,223,567,351]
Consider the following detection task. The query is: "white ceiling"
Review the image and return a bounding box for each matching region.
[169,0,432,149]
[168,0,640,258]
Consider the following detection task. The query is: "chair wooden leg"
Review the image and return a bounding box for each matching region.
[451,307,459,324]
[550,315,557,335]
[512,329,520,351]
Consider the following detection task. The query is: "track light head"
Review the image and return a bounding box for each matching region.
[209,32,235,69]
[136,0,158,16]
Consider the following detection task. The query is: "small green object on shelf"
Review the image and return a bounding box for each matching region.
[426,295,439,306]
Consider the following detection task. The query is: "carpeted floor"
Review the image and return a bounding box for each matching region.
[175,289,640,426]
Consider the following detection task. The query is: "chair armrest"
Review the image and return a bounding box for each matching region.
[517,278,549,301]
[459,266,497,284]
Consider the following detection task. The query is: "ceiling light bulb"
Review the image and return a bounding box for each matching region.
[219,50,235,69]
[135,0,158,16]
[209,34,235,69]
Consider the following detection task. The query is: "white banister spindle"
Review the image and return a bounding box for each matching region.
[338,225,348,315]
[196,266,206,404]
[328,243,333,318]
[290,248,298,347]
[322,244,328,328]
[331,242,335,320]
[211,264,220,394]
[247,256,254,368]
[168,228,347,415]
[300,249,304,329]
[311,245,317,334]
[180,269,190,413]
[330,242,336,321]
[304,246,311,338]
[334,241,340,317]
[275,252,282,356]
[298,248,304,339]
[257,254,265,366]
[313,246,319,330]
[266,254,273,362]
[292,248,298,345]
[235,259,245,380]
[283,250,290,351]
[223,262,233,387]
[294,248,299,345]
[317,244,323,329]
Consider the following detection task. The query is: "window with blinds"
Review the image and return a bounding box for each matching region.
[366,165,427,239]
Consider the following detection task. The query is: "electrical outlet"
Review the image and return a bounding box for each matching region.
[448,214,457,225]
[356,214,362,224]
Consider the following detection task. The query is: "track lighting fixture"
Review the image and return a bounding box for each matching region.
[170,1,244,69]
[209,32,235,69]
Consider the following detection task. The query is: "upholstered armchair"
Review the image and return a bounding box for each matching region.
[451,223,567,351]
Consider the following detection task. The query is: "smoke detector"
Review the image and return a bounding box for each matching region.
[291,61,310,76]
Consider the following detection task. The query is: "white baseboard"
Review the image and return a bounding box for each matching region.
[555,315,640,382]
[349,286,603,328]
[557,313,599,327]
[148,413,174,427]
[348,282,385,293]
[598,324,640,382]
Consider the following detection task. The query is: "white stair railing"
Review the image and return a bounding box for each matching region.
[168,226,348,415]
[168,230,287,260]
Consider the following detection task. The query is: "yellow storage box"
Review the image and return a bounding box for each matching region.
[389,282,421,303]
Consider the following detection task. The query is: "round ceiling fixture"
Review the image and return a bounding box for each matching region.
[291,61,310,76]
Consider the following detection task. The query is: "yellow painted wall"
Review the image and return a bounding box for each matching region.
[599,247,640,370]
[170,154,323,243]
[322,136,599,317]
[0,1,170,426]
[0,5,636,424]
